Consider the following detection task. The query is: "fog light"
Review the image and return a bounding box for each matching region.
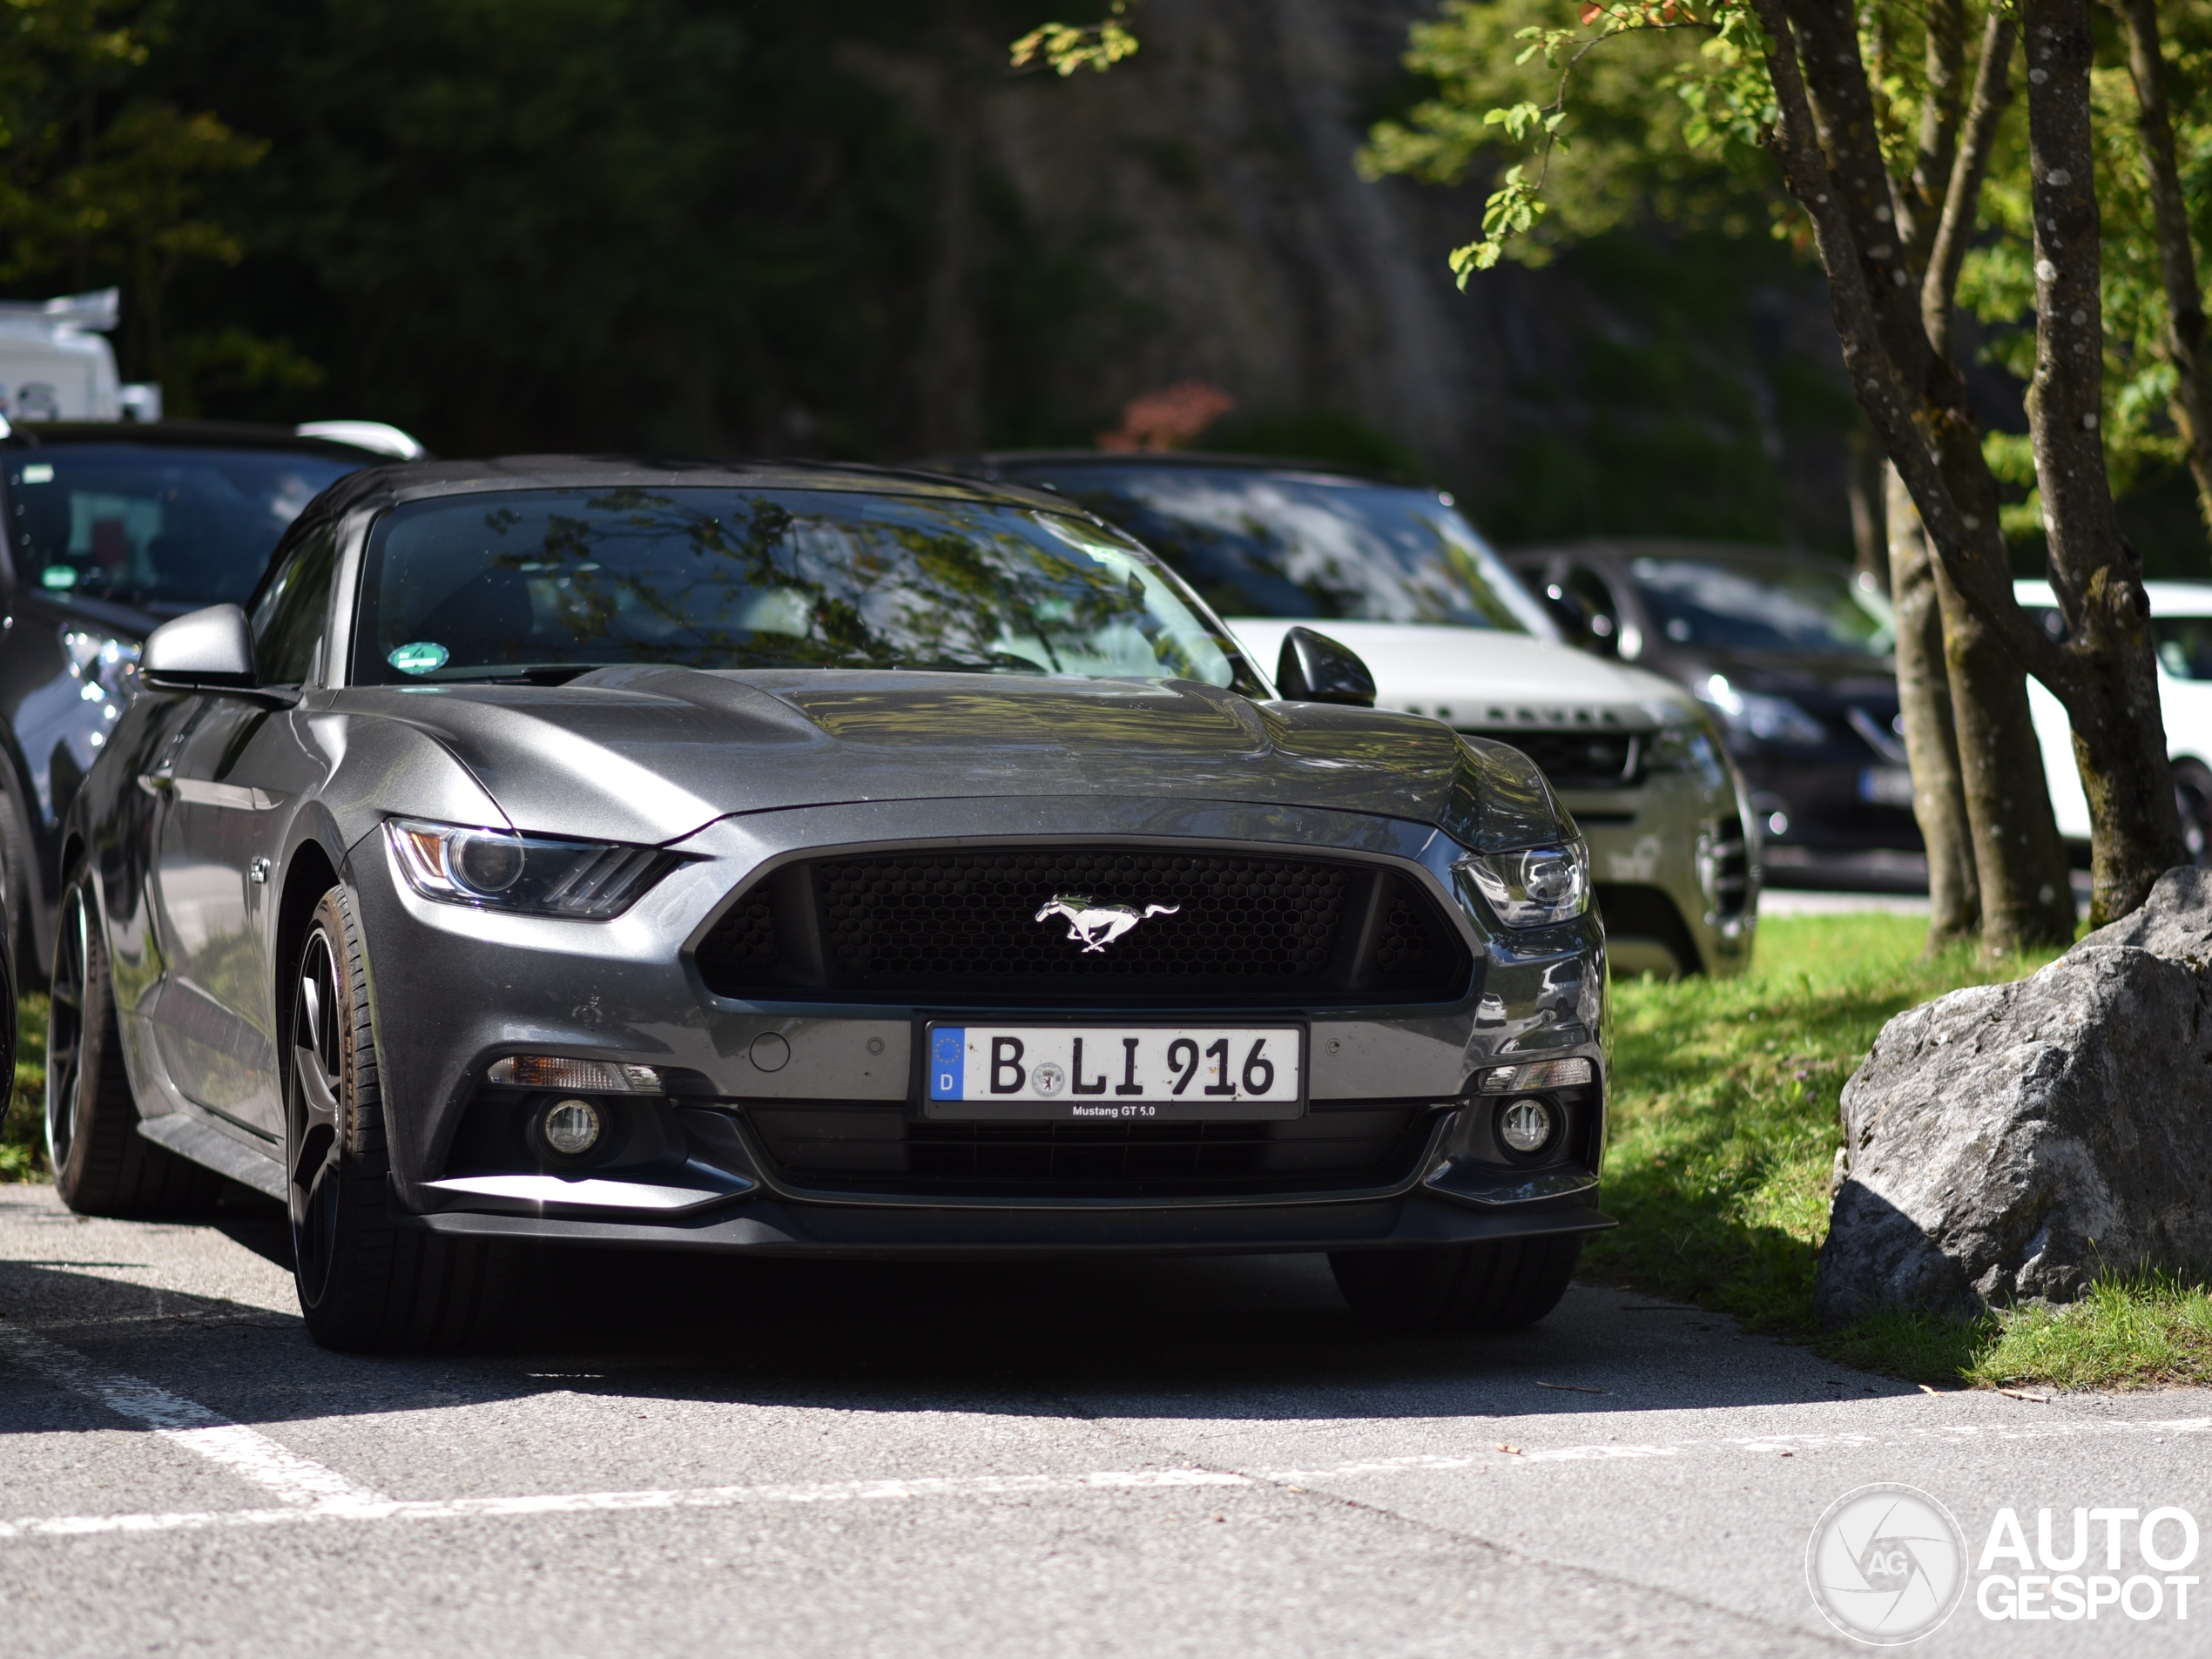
[1498,1097,1554,1155]
[542,1098,602,1157]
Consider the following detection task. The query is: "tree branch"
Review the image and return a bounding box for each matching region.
[1750,0,2070,691]
[1897,0,1966,266]
[2025,0,2123,632]
[1777,0,1928,381]
[2111,0,2212,532]
[1921,10,2015,361]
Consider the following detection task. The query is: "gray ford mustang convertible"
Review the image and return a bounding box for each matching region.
[49,457,1611,1350]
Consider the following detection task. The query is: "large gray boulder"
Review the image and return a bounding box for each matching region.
[1815,867,2212,1325]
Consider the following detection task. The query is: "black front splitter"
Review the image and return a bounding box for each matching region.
[398,1190,1614,1258]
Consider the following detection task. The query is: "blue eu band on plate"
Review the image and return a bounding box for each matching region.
[925,1024,1305,1121]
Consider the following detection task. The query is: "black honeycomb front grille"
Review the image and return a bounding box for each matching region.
[696,843,1472,1008]
[821,850,1345,983]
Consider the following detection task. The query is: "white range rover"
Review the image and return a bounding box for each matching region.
[949,452,1758,977]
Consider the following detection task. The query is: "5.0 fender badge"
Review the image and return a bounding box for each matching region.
[1035,894,1181,954]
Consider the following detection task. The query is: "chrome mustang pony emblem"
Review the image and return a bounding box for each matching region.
[1034,894,1181,954]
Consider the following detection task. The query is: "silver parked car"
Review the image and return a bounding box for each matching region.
[50,458,1611,1349]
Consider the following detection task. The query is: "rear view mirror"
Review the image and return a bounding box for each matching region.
[142,604,256,691]
[1541,583,1618,658]
[1276,626,1376,708]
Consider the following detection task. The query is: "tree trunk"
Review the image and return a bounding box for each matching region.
[1755,0,2175,925]
[1931,555,2076,951]
[2113,0,2212,539]
[2023,0,2185,921]
[1885,463,1978,948]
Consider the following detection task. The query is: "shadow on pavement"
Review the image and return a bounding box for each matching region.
[0,1225,1919,1438]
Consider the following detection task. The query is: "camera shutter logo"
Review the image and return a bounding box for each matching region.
[1805,1483,1967,1644]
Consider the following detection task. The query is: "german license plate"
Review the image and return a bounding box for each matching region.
[1859,765,1915,806]
[923,1024,1305,1121]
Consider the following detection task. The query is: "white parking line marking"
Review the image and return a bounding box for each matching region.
[0,1324,388,1511]
[0,1467,1257,1540]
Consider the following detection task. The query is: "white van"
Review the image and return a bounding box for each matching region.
[2017,578,2212,859]
[0,290,138,422]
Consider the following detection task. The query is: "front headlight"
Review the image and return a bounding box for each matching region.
[1456,841,1591,928]
[386,819,674,919]
[1697,674,1827,747]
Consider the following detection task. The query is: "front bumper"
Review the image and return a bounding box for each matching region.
[347,795,1612,1256]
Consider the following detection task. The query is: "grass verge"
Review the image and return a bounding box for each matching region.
[1587,913,2061,1332]
[0,992,45,1181]
[1821,1277,2212,1391]
[1599,914,2212,1390]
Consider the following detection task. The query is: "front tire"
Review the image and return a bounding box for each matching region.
[46,874,218,1216]
[287,885,521,1351]
[1329,1235,1582,1332]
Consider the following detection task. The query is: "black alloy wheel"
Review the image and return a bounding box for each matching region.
[288,919,346,1307]
[44,883,90,1180]
[285,884,523,1350]
[2175,759,2212,867]
[45,872,213,1215]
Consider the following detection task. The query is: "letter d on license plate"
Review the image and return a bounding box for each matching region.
[924,1025,1305,1121]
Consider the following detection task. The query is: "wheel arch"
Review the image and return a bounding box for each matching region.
[274,837,341,1029]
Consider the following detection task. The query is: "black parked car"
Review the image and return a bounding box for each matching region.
[1507,539,1919,884]
[0,419,408,971]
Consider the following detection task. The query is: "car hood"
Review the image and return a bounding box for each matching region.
[1223,618,1694,724]
[341,665,1564,853]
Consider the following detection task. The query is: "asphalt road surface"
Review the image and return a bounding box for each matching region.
[2,1183,2205,1657]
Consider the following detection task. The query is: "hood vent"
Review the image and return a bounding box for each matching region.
[693,843,1473,1008]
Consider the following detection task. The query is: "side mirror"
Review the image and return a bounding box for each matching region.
[142,604,255,691]
[1275,626,1376,708]
[1540,583,1619,658]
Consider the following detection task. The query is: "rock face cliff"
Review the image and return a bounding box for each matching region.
[880,0,1853,549]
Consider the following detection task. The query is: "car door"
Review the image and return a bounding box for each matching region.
[145,523,339,1137]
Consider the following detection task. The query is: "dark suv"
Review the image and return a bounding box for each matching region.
[1507,539,1918,885]
[0,419,404,969]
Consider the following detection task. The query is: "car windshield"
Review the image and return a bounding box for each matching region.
[1013,463,1554,633]
[3,443,361,609]
[1627,555,1893,655]
[353,487,1260,691]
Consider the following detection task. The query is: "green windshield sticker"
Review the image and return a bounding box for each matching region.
[389,641,449,675]
[39,565,76,590]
